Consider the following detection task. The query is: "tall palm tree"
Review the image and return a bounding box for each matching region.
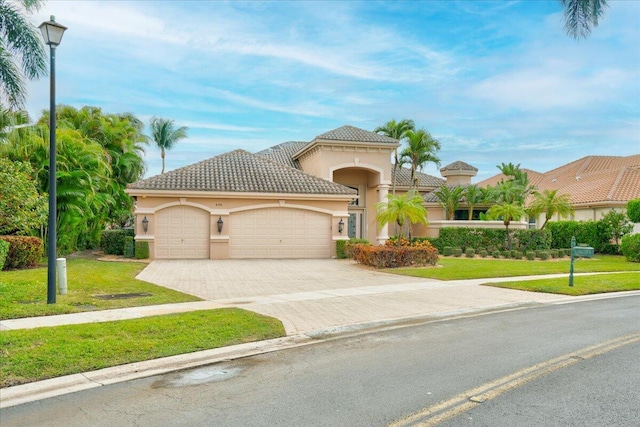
[375,191,427,243]
[399,129,441,191]
[374,119,415,195]
[486,202,527,250]
[528,189,574,229]
[0,0,47,110]
[463,184,483,220]
[433,185,464,221]
[561,0,608,39]
[149,116,188,174]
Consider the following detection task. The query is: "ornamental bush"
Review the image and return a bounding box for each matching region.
[452,248,463,257]
[344,238,371,258]
[0,236,43,269]
[100,229,134,255]
[124,237,135,258]
[135,241,150,259]
[621,234,640,262]
[492,250,501,259]
[465,248,475,258]
[628,199,640,223]
[538,251,550,261]
[352,242,438,268]
[443,246,453,256]
[525,251,535,261]
[336,240,348,259]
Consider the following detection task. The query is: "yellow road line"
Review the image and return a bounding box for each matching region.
[387,332,640,427]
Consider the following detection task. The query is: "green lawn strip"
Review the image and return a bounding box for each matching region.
[1,259,200,320]
[484,272,640,296]
[0,308,285,388]
[387,255,640,281]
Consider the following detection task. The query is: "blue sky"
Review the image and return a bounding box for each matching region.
[26,0,640,181]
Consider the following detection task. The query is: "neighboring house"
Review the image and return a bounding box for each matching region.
[476,154,640,227]
[126,125,444,259]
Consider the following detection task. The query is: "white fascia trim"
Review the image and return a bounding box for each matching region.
[210,235,229,241]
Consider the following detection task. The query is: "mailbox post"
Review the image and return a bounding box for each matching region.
[569,237,595,287]
[569,236,576,287]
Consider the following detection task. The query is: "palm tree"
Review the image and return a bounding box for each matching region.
[399,129,441,191]
[528,189,574,229]
[0,0,47,110]
[463,184,483,220]
[561,0,608,39]
[374,119,415,195]
[375,191,427,243]
[149,117,188,174]
[433,185,464,221]
[486,202,527,250]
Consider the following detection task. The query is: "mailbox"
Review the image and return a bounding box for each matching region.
[572,245,594,258]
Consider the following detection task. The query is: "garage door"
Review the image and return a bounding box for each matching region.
[155,206,210,259]
[229,208,331,258]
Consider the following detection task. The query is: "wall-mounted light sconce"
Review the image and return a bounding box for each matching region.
[217,216,224,234]
[141,216,149,234]
[338,218,344,234]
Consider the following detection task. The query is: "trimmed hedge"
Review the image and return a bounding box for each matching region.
[135,241,150,259]
[344,238,371,259]
[100,228,134,255]
[336,240,348,259]
[0,239,9,270]
[621,234,640,262]
[436,227,551,253]
[352,242,439,268]
[124,236,135,258]
[0,236,43,269]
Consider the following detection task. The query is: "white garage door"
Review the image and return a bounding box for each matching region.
[229,208,331,259]
[155,206,210,259]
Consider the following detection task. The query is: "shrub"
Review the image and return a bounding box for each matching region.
[628,199,640,223]
[135,241,150,259]
[0,236,43,269]
[525,251,535,261]
[479,249,488,258]
[352,243,438,268]
[443,246,453,256]
[452,248,463,257]
[512,251,523,260]
[465,248,475,258]
[492,250,501,259]
[100,229,134,255]
[345,238,371,258]
[438,227,506,252]
[0,239,9,270]
[538,251,550,261]
[336,240,348,259]
[621,234,640,262]
[413,237,441,252]
[124,236,135,258]
[550,249,559,259]
[513,229,552,252]
[502,250,511,258]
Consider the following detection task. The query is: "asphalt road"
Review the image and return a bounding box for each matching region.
[2,294,639,427]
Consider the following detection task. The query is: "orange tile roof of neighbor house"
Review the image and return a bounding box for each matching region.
[476,155,640,206]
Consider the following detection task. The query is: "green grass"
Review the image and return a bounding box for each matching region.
[388,255,640,281]
[0,258,200,320]
[486,272,640,296]
[0,308,285,387]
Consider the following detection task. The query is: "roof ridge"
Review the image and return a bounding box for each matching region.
[574,156,593,178]
[606,167,627,201]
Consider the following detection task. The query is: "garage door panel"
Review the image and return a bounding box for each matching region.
[155,206,210,259]
[230,208,330,259]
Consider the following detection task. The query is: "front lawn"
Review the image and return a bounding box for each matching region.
[0,308,285,387]
[388,255,640,281]
[485,272,640,296]
[0,258,200,320]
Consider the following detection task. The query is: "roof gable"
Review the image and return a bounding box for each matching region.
[313,125,398,144]
[128,149,356,195]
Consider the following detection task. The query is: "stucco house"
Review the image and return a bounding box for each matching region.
[126,125,444,259]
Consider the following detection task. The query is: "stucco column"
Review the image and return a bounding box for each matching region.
[376,184,390,244]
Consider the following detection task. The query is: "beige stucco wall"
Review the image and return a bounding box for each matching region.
[131,192,350,259]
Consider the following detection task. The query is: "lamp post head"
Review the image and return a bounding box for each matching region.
[142,216,149,234]
[338,218,344,234]
[39,16,67,47]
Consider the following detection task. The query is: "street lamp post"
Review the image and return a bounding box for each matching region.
[39,16,67,304]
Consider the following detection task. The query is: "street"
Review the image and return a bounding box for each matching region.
[2,294,639,426]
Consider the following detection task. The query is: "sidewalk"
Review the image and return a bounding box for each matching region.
[2,269,638,409]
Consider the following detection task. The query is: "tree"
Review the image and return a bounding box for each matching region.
[0,157,47,235]
[374,119,415,195]
[375,192,427,243]
[561,0,609,40]
[600,209,633,248]
[150,116,188,174]
[399,129,441,191]
[527,189,574,229]
[486,202,527,250]
[433,185,464,221]
[463,184,483,220]
[627,199,640,223]
[0,0,47,110]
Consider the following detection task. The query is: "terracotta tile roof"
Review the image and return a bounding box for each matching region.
[392,167,445,189]
[440,161,478,172]
[128,149,357,195]
[476,155,640,205]
[313,125,398,144]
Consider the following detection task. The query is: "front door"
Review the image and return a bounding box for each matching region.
[348,211,364,239]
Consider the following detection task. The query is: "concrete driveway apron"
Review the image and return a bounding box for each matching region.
[136,259,566,335]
